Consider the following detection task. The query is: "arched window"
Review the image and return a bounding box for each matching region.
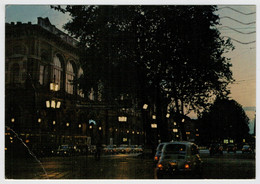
[66,61,75,94]
[77,67,84,97]
[10,63,20,84]
[53,55,63,90]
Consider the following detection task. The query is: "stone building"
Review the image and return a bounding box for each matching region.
[5,17,144,150]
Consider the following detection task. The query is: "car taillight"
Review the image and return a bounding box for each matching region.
[157,163,163,170]
[184,164,190,169]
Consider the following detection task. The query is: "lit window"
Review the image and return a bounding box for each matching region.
[66,61,75,94]
[39,65,44,85]
[77,67,84,97]
[186,132,190,135]
[53,55,63,90]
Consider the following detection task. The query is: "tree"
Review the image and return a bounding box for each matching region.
[52,5,234,141]
[198,97,250,145]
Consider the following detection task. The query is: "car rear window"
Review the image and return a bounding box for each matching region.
[165,144,186,154]
[158,144,164,151]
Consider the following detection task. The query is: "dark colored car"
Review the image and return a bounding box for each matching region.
[227,144,237,153]
[154,142,167,166]
[209,143,223,156]
[242,144,253,154]
[156,141,203,179]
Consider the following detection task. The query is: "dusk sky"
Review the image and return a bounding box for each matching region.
[3,3,257,132]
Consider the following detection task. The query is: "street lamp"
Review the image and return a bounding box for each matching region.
[152,115,156,120]
[50,82,59,91]
[166,113,170,118]
[151,123,157,128]
[118,116,127,122]
[143,104,148,110]
[38,118,42,123]
[11,118,15,123]
[46,100,61,109]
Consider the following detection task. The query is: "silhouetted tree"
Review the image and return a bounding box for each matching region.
[52,5,234,141]
[198,97,250,145]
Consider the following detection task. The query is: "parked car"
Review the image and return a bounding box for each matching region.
[242,144,253,154]
[154,142,167,166]
[117,144,131,154]
[156,141,203,179]
[227,144,237,153]
[56,144,80,156]
[209,143,223,156]
[104,145,117,154]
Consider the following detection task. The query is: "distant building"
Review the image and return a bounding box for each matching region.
[5,17,143,149]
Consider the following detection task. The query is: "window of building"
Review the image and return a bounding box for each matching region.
[66,61,75,94]
[77,67,84,97]
[10,63,20,84]
[39,65,44,85]
[53,55,63,90]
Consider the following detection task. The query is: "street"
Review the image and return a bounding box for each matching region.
[5,150,255,179]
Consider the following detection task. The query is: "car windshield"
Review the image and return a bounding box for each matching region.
[164,144,186,155]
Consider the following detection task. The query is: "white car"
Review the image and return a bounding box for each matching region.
[156,141,203,179]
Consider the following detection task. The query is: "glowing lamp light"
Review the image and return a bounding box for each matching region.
[174,122,177,126]
[46,101,50,108]
[166,113,170,118]
[182,119,185,123]
[173,129,178,133]
[38,118,41,123]
[66,122,70,127]
[53,121,56,125]
[56,101,61,108]
[50,83,54,91]
[143,104,148,110]
[99,126,102,130]
[54,84,59,91]
[89,125,93,129]
[151,123,157,128]
[118,116,127,122]
[51,100,56,108]
[11,118,15,123]
[152,115,156,120]
[79,124,82,128]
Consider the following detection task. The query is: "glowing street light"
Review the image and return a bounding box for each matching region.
[151,123,157,128]
[118,116,127,122]
[143,104,148,110]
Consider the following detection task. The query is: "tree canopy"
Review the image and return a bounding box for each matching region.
[198,97,250,144]
[52,5,234,141]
